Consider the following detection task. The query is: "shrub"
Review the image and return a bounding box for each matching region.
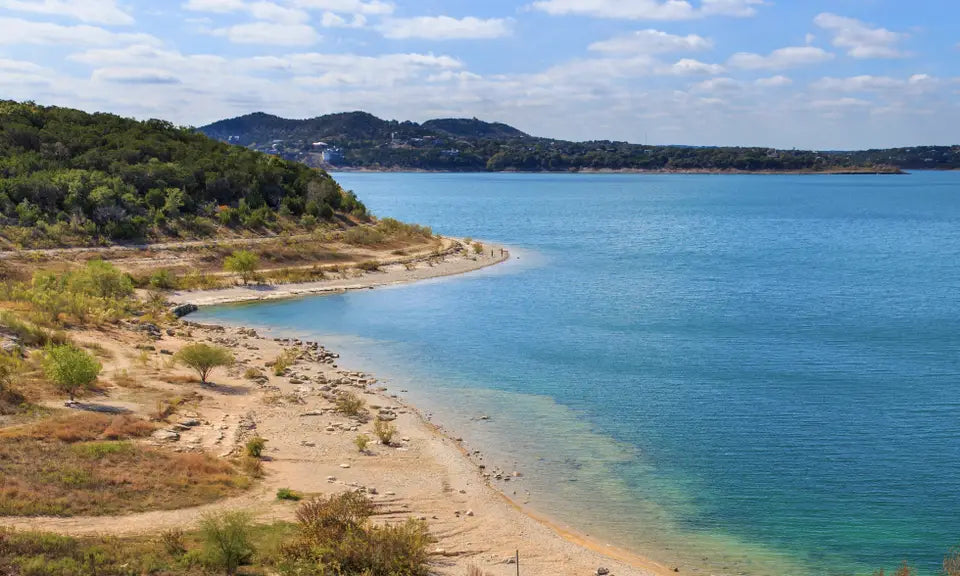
[175,343,233,385]
[42,344,101,402]
[148,269,177,290]
[355,434,370,452]
[243,367,264,379]
[159,528,187,557]
[245,436,266,459]
[373,418,396,446]
[224,250,259,285]
[277,488,303,501]
[0,311,55,347]
[357,260,381,272]
[0,352,26,415]
[240,455,264,477]
[271,349,298,376]
[199,511,254,576]
[472,242,484,255]
[335,392,365,417]
[282,492,432,576]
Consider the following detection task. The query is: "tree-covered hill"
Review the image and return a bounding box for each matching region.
[0,101,366,247]
[200,111,930,173]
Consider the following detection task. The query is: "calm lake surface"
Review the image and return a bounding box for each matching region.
[194,172,960,575]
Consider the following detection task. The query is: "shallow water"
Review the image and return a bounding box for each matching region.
[194,172,960,575]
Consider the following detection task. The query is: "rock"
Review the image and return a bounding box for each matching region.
[171,303,199,318]
[340,463,351,469]
[465,509,474,517]
[160,349,174,355]
[326,476,336,482]
[503,556,517,564]
[152,430,180,442]
[178,418,201,427]
[597,568,610,576]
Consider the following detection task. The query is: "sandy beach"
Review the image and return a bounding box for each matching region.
[0,239,677,576]
[166,238,513,307]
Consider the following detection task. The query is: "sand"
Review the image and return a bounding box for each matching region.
[0,242,677,576]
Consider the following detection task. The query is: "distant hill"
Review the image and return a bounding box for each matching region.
[0,101,367,247]
[199,111,957,173]
[421,118,528,140]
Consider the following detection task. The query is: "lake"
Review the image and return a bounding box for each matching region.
[193,171,960,575]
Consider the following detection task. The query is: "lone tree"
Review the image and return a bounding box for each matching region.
[42,345,101,402]
[224,250,259,285]
[175,343,233,385]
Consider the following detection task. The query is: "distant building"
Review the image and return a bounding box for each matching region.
[322,147,344,164]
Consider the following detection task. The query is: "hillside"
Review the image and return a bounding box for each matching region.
[0,101,367,248]
[198,111,943,173]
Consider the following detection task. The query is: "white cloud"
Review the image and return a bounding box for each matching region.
[690,77,740,92]
[814,13,907,59]
[377,16,512,40]
[812,75,901,92]
[182,0,246,12]
[0,17,159,45]
[211,22,320,45]
[811,74,942,95]
[0,0,133,25]
[728,46,834,70]
[92,67,182,85]
[291,0,393,15]
[664,58,724,75]
[184,0,310,23]
[530,0,764,20]
[320,11,366,27]
[248,2,310,24]
[589,29,712,53]
[754,75,792,87]
[240,52,463,88]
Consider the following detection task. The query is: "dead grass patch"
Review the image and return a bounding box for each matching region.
[0,414,247,516]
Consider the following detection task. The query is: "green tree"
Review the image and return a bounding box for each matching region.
[175,343,233,385]
[224,250,259,285]
[42,344,101,402]
[199,511,254,576]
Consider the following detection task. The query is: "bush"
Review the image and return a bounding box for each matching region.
[355,434,370,453]
[175,343,233,385]
[148,269,177,290]
[0,351,26,415]
[472,242,484,255]
[243,367,264,379]
[357,260,381,272]
[282,492,432,576]
[271,349,298,376]
[335,392,365,418]
[373,418,396,446]
[245,436,266,458]
[200,511,254,576]
[224,250,259,285]
[159,528,186,557]
[42,344,101,402]
[277,488,303,501]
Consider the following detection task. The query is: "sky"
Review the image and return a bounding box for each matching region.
[0,0,958,149]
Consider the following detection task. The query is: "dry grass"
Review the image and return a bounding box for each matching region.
[0,413,248,516]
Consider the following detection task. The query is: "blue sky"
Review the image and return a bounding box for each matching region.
[0,0,958,149]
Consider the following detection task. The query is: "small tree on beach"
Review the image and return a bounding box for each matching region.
[42,344,101,402]
[175,343,233,385]
[224,250,259,285]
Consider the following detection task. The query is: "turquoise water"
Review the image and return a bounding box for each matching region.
[194,172,960,575]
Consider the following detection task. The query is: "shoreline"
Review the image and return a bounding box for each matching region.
[167,237,511,307]
[332,167,906,176]
[173,241,680,575]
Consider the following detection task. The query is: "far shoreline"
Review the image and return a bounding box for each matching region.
[330,167,908,176]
